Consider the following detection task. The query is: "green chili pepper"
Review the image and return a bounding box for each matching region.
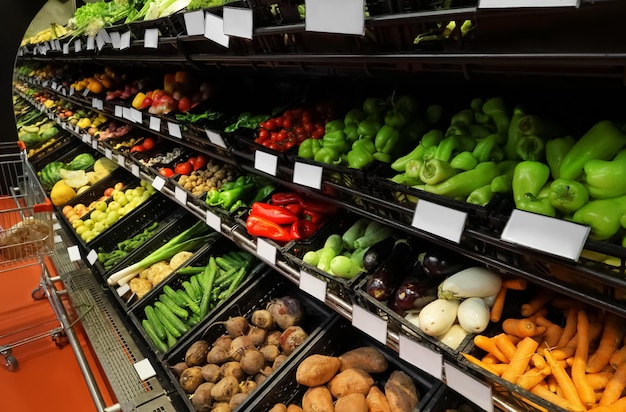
[374,125,400,155]
[573,195,626,240]
[467,184,495,206]
[469,124,492,140]
[545,136,575,180]
[346,145,374,169]
[391,144,426,172]
[421,129,444,148]
[548,178,589,214]
[583,148,626,199]
[373,152,393,163]
[450,109,474,127]
[450,151,478,171]
[433,136,460,162]
[512,160,555,217]
[516,134,545,161]
[314,147,342,164]
[490,174,513,194]
[206,189,221,206]
[482,97,509,141]
[420,159,457,185]
[473,134,501,163]
[220,183,255,210]
[470,97,484,116]
[389,173,421,186]
[503,105,526,161]
[250,184,276,203]
[518,114,560,139]
[325,119,345,133]
[405,159,424,179]
[344,109,366,128]
[422,161,500,198]
[298,138,323,159]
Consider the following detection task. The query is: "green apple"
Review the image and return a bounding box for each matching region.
[83,219,94,229]
[105,211,120,226]
[76,225,88,236]
[117,195,128,206]
[95,200,107,212]
[107,201,121,212]
[90,210,104,222]
[94,221,107,233]
[80,230,92,241]
[112,190,124,202]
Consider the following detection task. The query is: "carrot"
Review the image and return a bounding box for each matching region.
[521,289,555,317]
[602,396,626,412]
[551,296,578,310]
[544,348,586,411]
[588,407,612,412]
[610,345,626,370]
[501,337,540,384]
[600,362,626,406]
[506,334,522,346]
[586,371,614,391]
[481,353,499,364]
[528,307,549,322]
[494,333,518,361]
[474,335,509,363]
[548,374,558,392]
[531,384,580,411]
[531,353,546,370]
[490,286,507,323]
[588,313,626,373]
[502,318,541,338]
[572,310,596,407]
[517,366,550,391]
[461,353,499,376]
[490,363,509,376]
[502,278,527,290]
[557,307,578,348]
[536,316,564,348]
[551,321,605,361]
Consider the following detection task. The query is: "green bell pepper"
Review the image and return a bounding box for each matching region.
[545,136,575,179]
[504,105,526,161]
[405,159,424,179]
[573,195,626,240]
[560,120,626,180]
[322,130,349,153]
[384,110,408,129]
[470,97,484,116]
[467,184,495,206]
[347,145,375,169]
[394,95,419,116]
[363,97,388,116]
[548,178,589,214]
[352,138,376,153]
[426,104,443,125]
[420,159,457,185]
[400,118,430,145]
[516,134,545,161]
[325,119,345,133]
[421,129,444,148]
[314,147,341,164]
[450,151,478,171]
[344,125,358,143]
[482,97,509,141]
[450,109,474,127]
[298,138,322,159]
[391,144,426,172]
[512,160,555,217]
[584,148,626,199]
[344,109,366,128]
[357,119,382,140]
[374,125,400,154]
[422,161,500,198]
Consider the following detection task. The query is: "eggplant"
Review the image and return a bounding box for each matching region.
[366,239,414,301]
[362,235,395,272]
[422,246,471,278]
[392,276,438,314]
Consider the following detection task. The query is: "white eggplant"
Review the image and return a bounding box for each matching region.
[457,297,491,333]
[436,324,468,350]
[482,294,497,308]
[418,298,460,337]
[438,267,502,300]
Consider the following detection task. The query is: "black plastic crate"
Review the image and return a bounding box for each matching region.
[423,384,483,412]
[162,269,337,411]
[244,315,442,411]
[27,132,74,167]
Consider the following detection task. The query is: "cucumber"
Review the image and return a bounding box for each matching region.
[164,328,177,348]
[154,301,189,334]
[163,285,187,307]
[144,305,166,341]
[182,281,199,301]
[153,305,182,338]
[158,294,189,320]
[142,319,168,353]
[177,289,201,314]
[342,217,370,249]
[191,274,203,297]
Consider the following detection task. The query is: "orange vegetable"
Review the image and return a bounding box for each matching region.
[474,335,509,363]
[521,289,554,317]
[502,318,541,338]
[536,316,564,349]
[502,278,527,290]
[528,307,549,321]
[461,353,499,376]
[557,307,578,348]
[588,313,626,374]
[600,362,626,406]
[490,286,507,323]
[610,344,626,370]
[481,353,499,364]
[494,333,518,361]
[531,384,580,411]
[544,349,586,411]
[586,371,614,391]
[531,353,546,370]
[517,366,551,391]
[501,337,540,384]
[572,310,596,407]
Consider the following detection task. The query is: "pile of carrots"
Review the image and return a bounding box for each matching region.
[463,287,626,412]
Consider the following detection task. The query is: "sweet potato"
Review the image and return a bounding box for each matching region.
[302,386,334,412]
[269,404,287,412]
[287,405,304,412]
[335,392,368,412]
[179,366,204,394]
[366,386,392,412]
[327,368,375,399]
[191,382,215,412]
[296,354,341,386]
[339,346,388,373]
[211,375,240,402]
[384,370,419,412]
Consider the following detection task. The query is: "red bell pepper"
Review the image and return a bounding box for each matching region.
[284,202,304,216]
[251,202,298,225]
[299,196,337,214]
[303,209,324,225]
[290,219,317,240]
[271,192,301,206]
[246,214,292,243]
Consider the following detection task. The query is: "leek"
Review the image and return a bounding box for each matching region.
[107,221,215,286]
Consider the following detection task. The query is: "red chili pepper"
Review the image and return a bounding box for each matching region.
[250,202,298,225]
[290,219,317,240]
[284,202,304,216]
[299,196,337,214]
[271,192,301,206]
[303,209,325,225]
[246,214,292,243]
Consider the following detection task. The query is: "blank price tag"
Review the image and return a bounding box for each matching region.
[115,106,123,117]
[116,283,131,297]
[293,162,322,190]
[75,39,82,52]
[87,249,98,265]
[96,33,105,50]
[117,155,126,167]
[86,36,95,50]
[55,40,61,50]
[479,0,579,7]
[149,116,161,131]
[131,163,140,177]
[184,10,206,35]
[91,139,98,150]
[110,32,121,49]
[299,270,327,302]
[256,238,277,265]
[152,175,166,191]
[123,107,131,120]
[223,7,253,39]
[53,222,61,231]
[167,122,182,138]
[399,335,443,380]
[92,97,99,108]
[205,12,230,48]
[69,86,75,96]
[444,362,493,412]
[105,148,113,159]
[412,200,467,244]
[254,151,278,176]
[174,186,188,205]
[352,305,387,344]
[83,88,90,97]
[133,358,157,381]
[120,31,131,50]
[206,129,226,148]
[52,81,57,89]
[131,108,143,123]
[205,210,222,232]
[54,235,62,244]
[305,0,365,35]
[68,245,81,262]
[501,209,590,260]
[98,29,111,44]
[144,28,159,48]
[82,134,90,143]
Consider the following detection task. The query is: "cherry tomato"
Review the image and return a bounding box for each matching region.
[174,161,193,175]
[312,129,324,139]
[258,129,270,141]
[265,118,278,131]
[283,118,292,129]
[159,167,175,178]
[275,117,284,128]
[303,123,313,133]
[130,145,145,153]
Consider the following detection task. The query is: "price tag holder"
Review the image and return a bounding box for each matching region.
[444,362,493,412]
[131,108,143,123]
[105,148,113,159]
[96,33,106,50]
[54,235,63,244]
[91,139,98,150]
[152,175,166,191]
[501,209,590,260]
[299,271,327,302]
[144,28,159,48]
[92,97,99,109]
[305,0,364,35]
[117,155,126,168]
[167,122,182,138]
[55,39,61,50]
[133,358,157,381]
[292,162,322,190]
[184,10,206,36]
[204,12,230,48]
[74,39,82,52]
[149,116,161,132]
[98,29,111,44]
[68,245,81,262]
[51,81,57,89]
[205,210,222,233]
[120,31,131,50]
[479,0,579,7]
[115,105,123,117]
[53,222,61,231]
[83,88,90,97]
[123,107,131,120]
[256,238,277,265]
[87,249,98,265]
[412,200,467,244]
[86,36,95,50]
[116,283,131,297]
[254,151,278,176]
[131,163,140,177]
[399,335,443,380]
[69,86,75,96]
[206,129,226,148]
[82,134,90,144]
[352,305,387,344]
[223,7,253,39]
[110,32,121,49]
[174,186,188,205]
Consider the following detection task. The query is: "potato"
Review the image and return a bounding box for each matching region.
[260,344,281,363]
[366,386,391,412]
[287,406,304,412]
[169,361,188,378]
[269,404,287,412]
[240,379,258,394]
[384,370,419,412]
[254,365,273,385]
[339,346,388,373]
[211,376,240,402]
[211,402,232,412]
[327,368,374,399]
[248,326,267,346]
[220,361,245,382]
[273,354,288,369]
[240,349,265,375]
[201,363,220,383]
[186,340,210,366]
[228,392,249,410]
[191,382,215,412]
[179,366,204,394]
[296,354,341,386]
[335,392,368,412]
[302,386,334,412]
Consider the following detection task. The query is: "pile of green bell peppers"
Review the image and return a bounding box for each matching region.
[206,175,276,212]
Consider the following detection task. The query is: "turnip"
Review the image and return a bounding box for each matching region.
[265,330,282,347]
[185,340,209,366]
[247,326,267,346]
[240,349,265,375]
[229,335,254,362]
[201,363,221,383]
[169,361,188,378]
[179,366,204,393]
[220,361,245,382]
[272,354,287,369]
[206,345,229,365]
[213,335,232,350]
[240,380,258,394]
[259,344,280,363]
[279,326,308,355]
[267,296,304,330]
[191,382,215,412]
[254,365,273,384]
[251,309,276,330]
[223,316,250,338]
[229,393,249,410]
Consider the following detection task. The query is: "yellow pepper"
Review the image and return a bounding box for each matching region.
[131,92,146,110]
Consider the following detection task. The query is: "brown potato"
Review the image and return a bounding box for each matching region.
[191,382,215,412]
[201,363,220,383]
[211,402,232,412]
[260,344,281,363]
[384,370,419,412]
[287,406,304,412]
[211,376,240,402]
[207,345,229,365]
[335,392,368,412]
[339,346,388,373]
[186,340,210,366]
[179,366,204,394]
[366,386,391,412]
[240,379,258,394]
[268,404,287,412]
[273,354,288,369]
[296,354,341,386]
[302,386,334,412]
[228,392,249,410]
[327,368,374,399]
[213,335,233,350]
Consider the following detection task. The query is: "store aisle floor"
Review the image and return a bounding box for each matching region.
[0,259,115,412]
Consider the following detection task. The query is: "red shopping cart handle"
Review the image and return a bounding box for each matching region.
[34,198,53,213]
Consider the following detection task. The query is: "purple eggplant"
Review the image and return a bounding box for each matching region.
[422,246,471,278]
[366,239,414,301]
[362,236,395,272]
[392,276,438,313]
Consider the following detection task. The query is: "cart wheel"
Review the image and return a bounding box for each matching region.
[31,286,45,301]
[52,332,67,348]
[4,355,18,372]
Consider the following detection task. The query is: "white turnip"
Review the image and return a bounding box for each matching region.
[251,309,276,330]
[265,330,282,347]
[267,296,304,330]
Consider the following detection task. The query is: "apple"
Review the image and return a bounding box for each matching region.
[94,221,107,233]
[80,230,92,241]
[114,182,125,191]
[104,187,115,197]
[95,201,107,212]
[105,211,120,226]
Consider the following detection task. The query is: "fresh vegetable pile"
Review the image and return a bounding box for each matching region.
[224,112,271,133]
[133,71,212,115]
[174,156,237,198]
[97,221,160,271]
[205,175,276,213]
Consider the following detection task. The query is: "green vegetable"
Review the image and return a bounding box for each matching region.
[405,159,424,179]
[321,130,349,153]
[466,185,494,206]
[422,161,500,198]
[353,221,393,249]
[302,250,320,267]
[314,147,341,164]
[163,285,187,307]
[342,217,370,249]
[69,153,95,170]
[144,305,166,341]
[450,109,474,127]
[503,106,526,160]
[548,178,589,214]
[384,110,408,129]
[142,319,168,353]
[584,149,626,199]
[199,257,217,318]
[325,119,345,133]
[298,138,322,159]
[317,234,343,272]
[153,306,181,338]
[481,97,510,141]
[374,125,400,154]
[420,159,456,185]
[450,151,478,171]
[391,144,426,172]
[426,104,443,125]
[329,255,362,279]
[516,134,545,161]
[347,143,375,169]
[545,136,576,179]
[159,294,189,320]
[357,119,382,140]
[344,109,366,128]
[573,195,626,240]
[154,301,188,334]
[512,161,555,217]
[432,136,460,162]
[473,134,501,163]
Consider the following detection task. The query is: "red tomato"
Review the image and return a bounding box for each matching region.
[275,117,284,128]
[178,96,192,113]
[130,145,145,153]
[174,161,193,175]
[312,129,324,139]
[159,168,175,178]
[265,118,278,131]
[258,129,270,141]
[193,154,208,170]
[142,137,155,151]
[283,118,292,129]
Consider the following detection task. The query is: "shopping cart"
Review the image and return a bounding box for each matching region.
[0,141,61,371]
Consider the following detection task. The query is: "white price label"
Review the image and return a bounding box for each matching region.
[75,39,82,52]
[62,88,67,96]
[53,223,61,231]
[206,129,226,148]
[174,186,188,205]
[256,238,277,265]
[479,0,579,7]
[131,108,143,123]
[444,362,493,412]
[352,305,387,344]
[98,29,111,43]
[412,200,467,244]
[91,139,98,150]
[144,28,159,49]
[116,283,131,297]
[299,270,327,302]
[152,175,166,191]
[69,86,75,96]
[110,32,121,49]
[117,155,126,167]
[184,10,206,36]
[120,31,131,50]
[223,7,253,40]
[96,33,106,50]
[133,358,157,381]
[54,235,63,244]
[52,81,57,89]
[149,116,161,131]
[54,40,61,50]
[86,36,95,50]
[254,150,278,176]
[105,148,113,159]
[68,245,81,262]
[167,122,182,138]
[292,162,322,190]
[131,163,140,177]
[115,105,123,117]
[501,209,590,260]
[305,0,364,35]
[204,12,230,48]
[87,249,98,265]
[205,210,222,232]
[75,125,81,134]
[83,88,90,97]
[92,97,99,108]
[82,134,90,144]
[399,335,443,380]
[123,107,131,120]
